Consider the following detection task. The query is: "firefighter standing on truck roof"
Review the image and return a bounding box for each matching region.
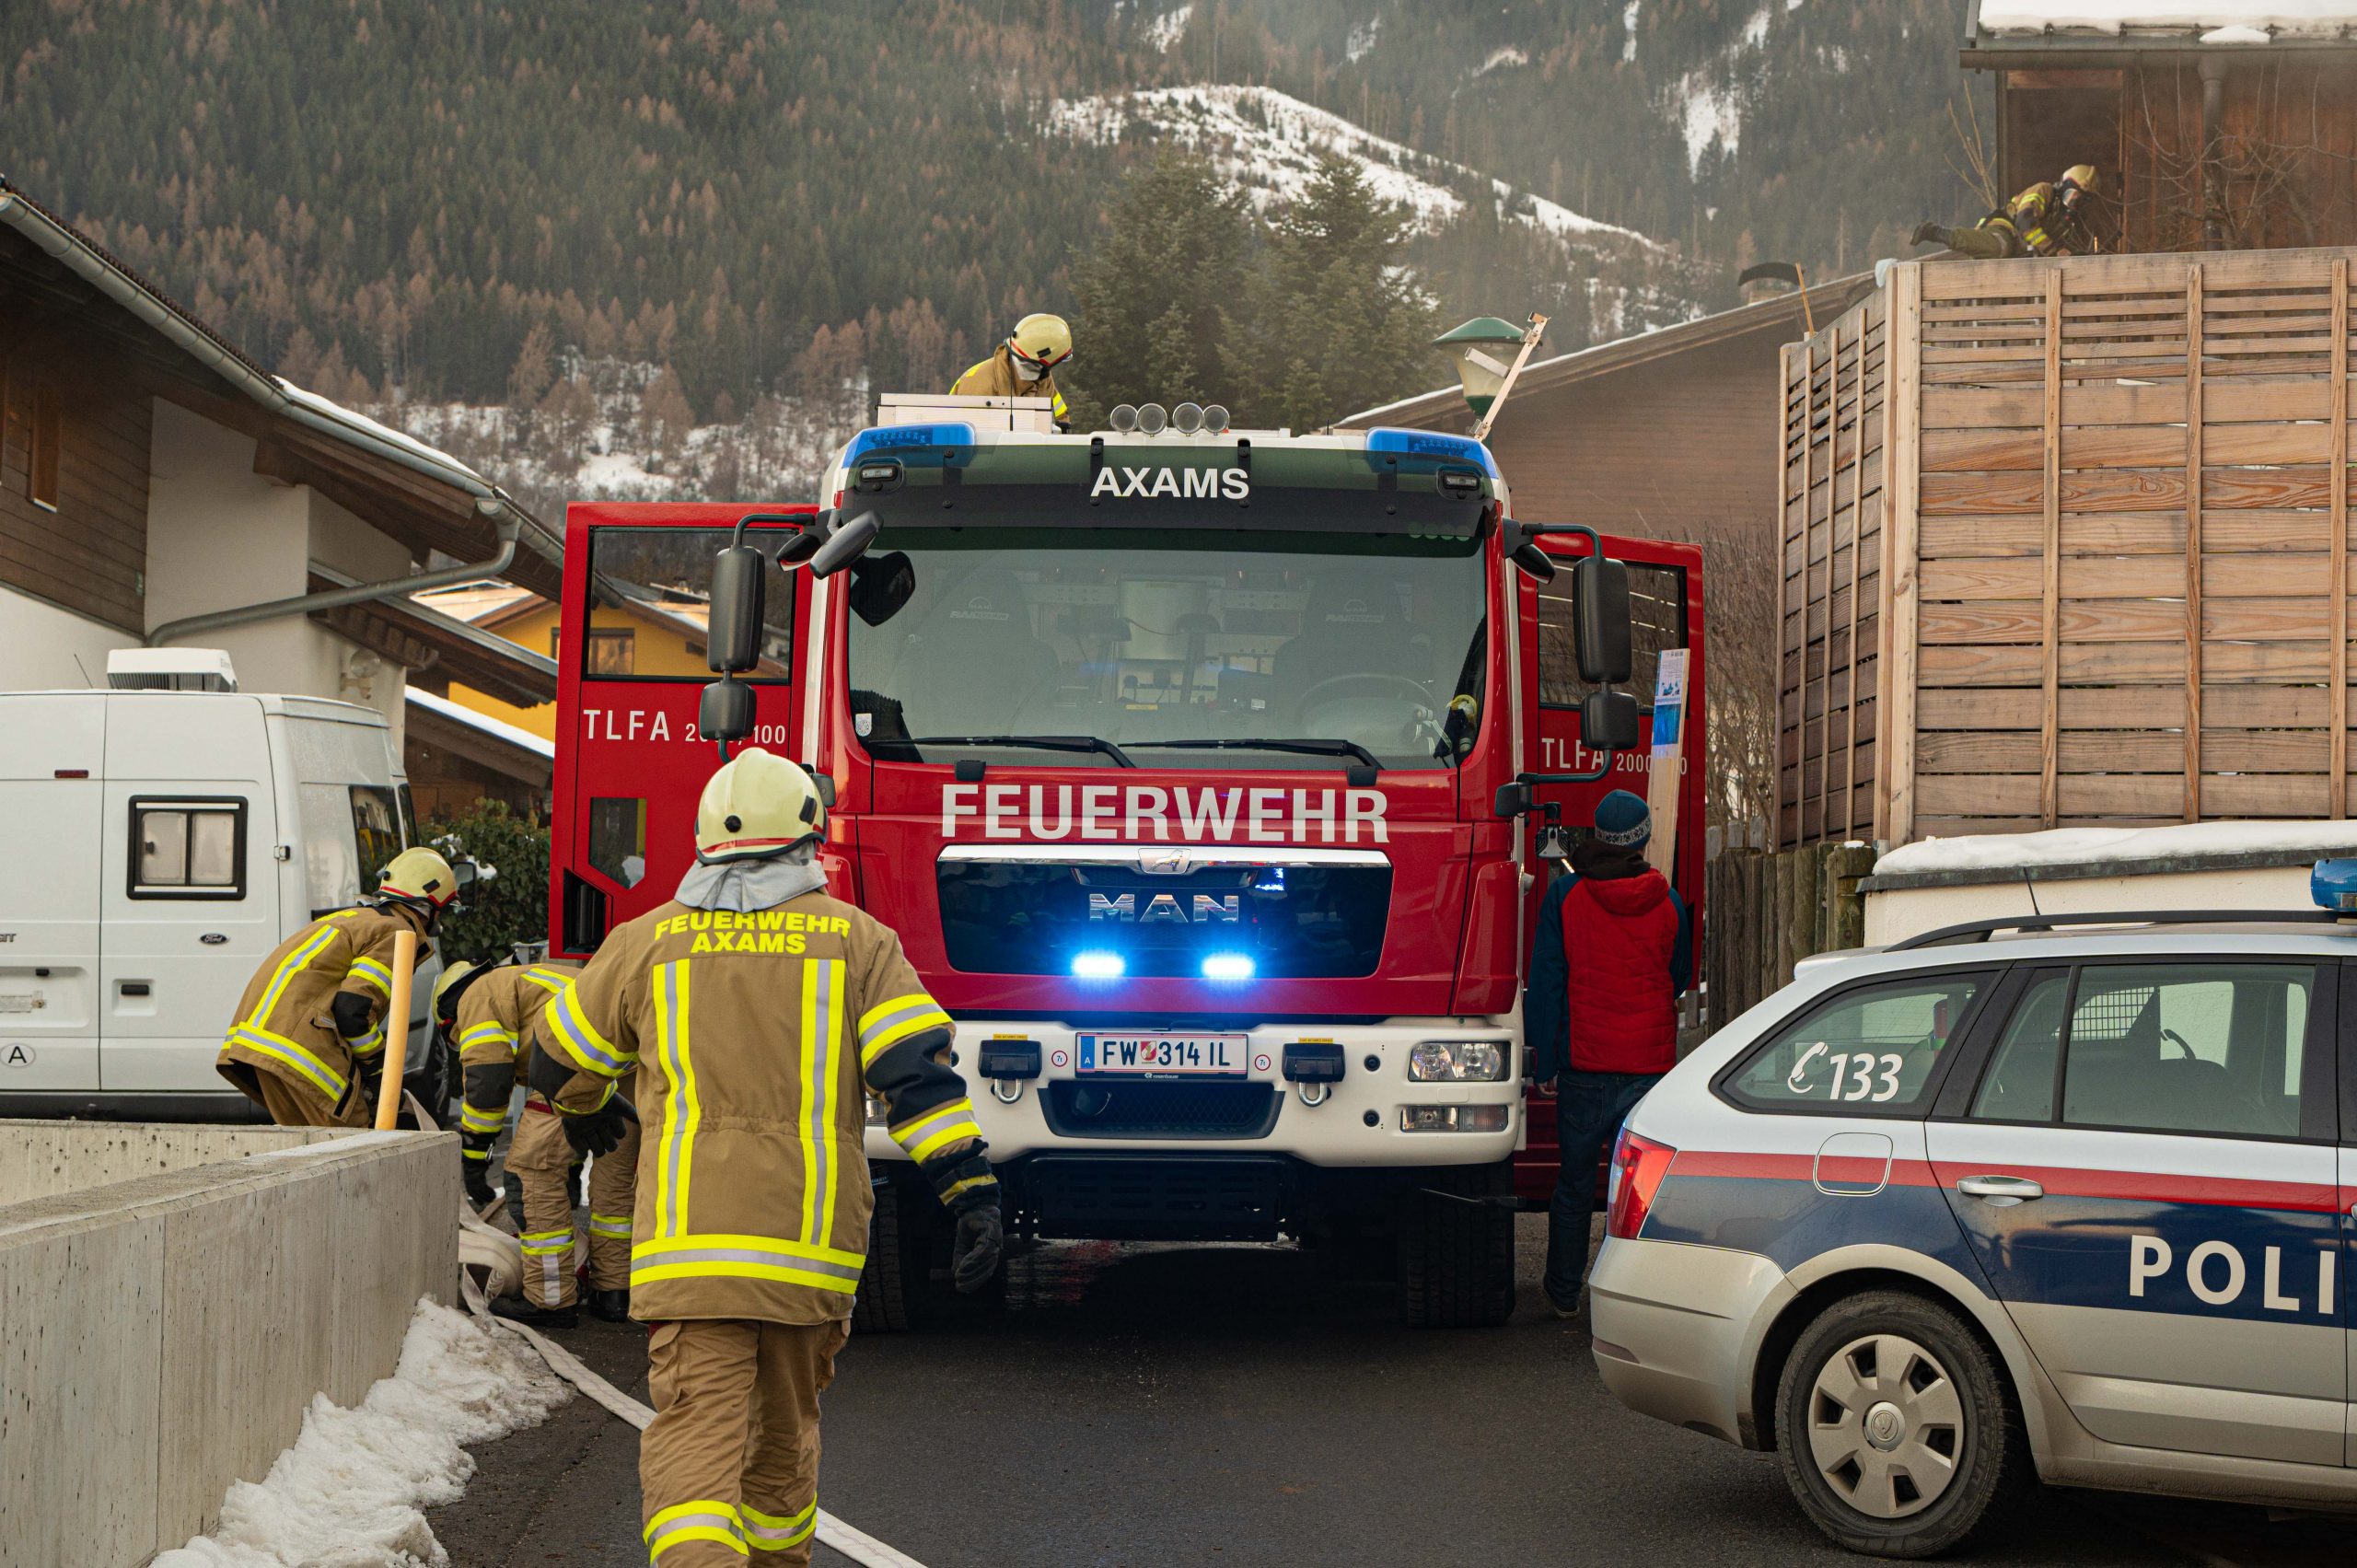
[951,311,1073,428]
[217,846,454,1128]
[1911,164,2103,260]
[539,747,1003,1566]
[437,958,640,1327]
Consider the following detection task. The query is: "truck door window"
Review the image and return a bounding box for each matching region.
[129,796,247,899]
[588,797,647,888]
[350,785,401,889]
[1538,562,1686,710]
[583,527,795,682]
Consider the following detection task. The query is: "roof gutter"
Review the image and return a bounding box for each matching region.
[148,517,518,648]
[0,185,563,577]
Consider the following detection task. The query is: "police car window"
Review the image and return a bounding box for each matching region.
[1725,971,1987,1113]
[2059,963,2310,1139]
[1969,971,2068,1121]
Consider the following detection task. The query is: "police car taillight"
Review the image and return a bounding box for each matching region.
[1605,1128,1677,1241]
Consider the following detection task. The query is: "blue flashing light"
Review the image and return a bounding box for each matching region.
[843,422,978,467]
[1071,950,1127,980]
[1363,426,1501,479]
[2313,859,2357,912]
[1201,953,1256,982]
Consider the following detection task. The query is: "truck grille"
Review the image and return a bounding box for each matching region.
[1041,1080,1280,1140]
[1020,1156,1285,1241]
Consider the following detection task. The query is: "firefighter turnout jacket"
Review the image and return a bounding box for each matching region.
[1987,181,2098,258]
[951,344,1070,425]
[544,892,999,1325]
[453,962,596,1164]
[218,901,433,1121]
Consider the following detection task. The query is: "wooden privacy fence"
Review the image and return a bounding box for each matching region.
[1701,842,1875,1033]
[1780,247,2357,847]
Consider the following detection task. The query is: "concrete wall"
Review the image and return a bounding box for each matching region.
[0,1121,350,1205]
[0,1124,458,1568]
[1864,864,2316,947]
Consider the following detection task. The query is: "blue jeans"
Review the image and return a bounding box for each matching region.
[1544,1069,1662,1307]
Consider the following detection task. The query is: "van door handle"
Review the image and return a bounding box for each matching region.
[1957,1174,2044,1203]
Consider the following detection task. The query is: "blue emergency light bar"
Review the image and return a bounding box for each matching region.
[843,422,977,466]
[1362,426,1501,478]
[2311,858,2357,912]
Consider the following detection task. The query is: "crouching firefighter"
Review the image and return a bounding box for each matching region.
[436,958,640,1326]
[217,847,457,1127]
[542,747,1003,1567]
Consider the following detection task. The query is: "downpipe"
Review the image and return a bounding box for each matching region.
[146,513,518,647]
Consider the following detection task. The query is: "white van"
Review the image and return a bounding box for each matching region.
[0,653,441,1120]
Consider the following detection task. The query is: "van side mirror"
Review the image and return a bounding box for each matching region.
[1574,555,1633,684]
[707,543,766,675]
[700,677,757,746]
[1581,690,1642,752]
[810,511,879,578]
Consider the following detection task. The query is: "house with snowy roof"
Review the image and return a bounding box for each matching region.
[1965,1,2357,250]
[0,177,559,811]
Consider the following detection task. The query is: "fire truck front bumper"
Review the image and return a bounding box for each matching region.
[863,1019,1523,1167]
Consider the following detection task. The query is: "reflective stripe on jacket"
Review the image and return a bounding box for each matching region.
[216,904,430,1112]
[455,963,587,1150]
[552,893,976,1324]
[951,344,1069,424]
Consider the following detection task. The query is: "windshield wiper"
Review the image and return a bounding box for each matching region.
[907,735,1137,768]
[1131,738,1382,771]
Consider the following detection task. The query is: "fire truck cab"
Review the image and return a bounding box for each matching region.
[549,408,1702,1329]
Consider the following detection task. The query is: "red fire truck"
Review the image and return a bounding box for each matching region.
[548,412,1701,1328]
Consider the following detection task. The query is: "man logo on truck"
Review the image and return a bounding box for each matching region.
[1086,892,1242,923]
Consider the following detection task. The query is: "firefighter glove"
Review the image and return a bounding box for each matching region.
[563,1097,633,1158]
[951,1202,1003,1294]
[463,1162,497,1209]
[331,992,376,1041]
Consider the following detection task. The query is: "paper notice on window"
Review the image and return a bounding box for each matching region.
[1643,647,1689,877]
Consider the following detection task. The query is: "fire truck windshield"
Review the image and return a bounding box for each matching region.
[844,528,1486,772]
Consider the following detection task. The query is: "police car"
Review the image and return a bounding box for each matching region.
[1589,867,2357,1557]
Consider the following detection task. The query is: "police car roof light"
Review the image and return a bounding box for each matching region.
[2312,857,2357,912]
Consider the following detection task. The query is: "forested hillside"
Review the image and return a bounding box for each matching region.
[3,0,1984,501]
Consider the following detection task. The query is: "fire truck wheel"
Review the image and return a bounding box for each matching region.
[1398,1167,1515,1329]
[855,1174,1004,1332]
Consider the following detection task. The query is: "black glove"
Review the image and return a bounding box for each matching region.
[951,1203,1004,1294]
[562,1096,633,1158]
[463,1162,497,1208]
[331,992,376,1041]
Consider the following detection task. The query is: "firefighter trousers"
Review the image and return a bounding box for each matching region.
[505,1099,639,1307]
[642,1317,850,1565]
[254,1067,374,1130]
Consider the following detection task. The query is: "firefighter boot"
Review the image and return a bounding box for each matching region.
[492,1293,579,1330]
[589,1288,633,1323]
[1910,221,1946,248]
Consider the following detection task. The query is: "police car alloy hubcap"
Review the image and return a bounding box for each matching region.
[1806,1334,1963,1518]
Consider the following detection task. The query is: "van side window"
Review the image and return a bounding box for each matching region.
[351,786,401,892]
[130,797,246,899]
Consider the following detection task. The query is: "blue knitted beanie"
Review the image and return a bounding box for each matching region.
[1593,789,1651,849]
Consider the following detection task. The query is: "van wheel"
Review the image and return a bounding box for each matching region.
[854,1175,1004,1332]
[1774,1290,2026,1558]
[1398,1167,1515,1329]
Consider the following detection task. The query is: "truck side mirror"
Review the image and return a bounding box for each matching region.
[1581,690,1641,752]
[1492,781,1536,817]
[1574,555,1632,683]
[700,677,757,746]
[810,511,879,578]
[707,543,766,674]
[1510,542,1557,582]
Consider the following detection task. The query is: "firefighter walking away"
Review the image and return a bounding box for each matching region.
[217,846,459,1127]
[952,311,1074,428]
[437,957,640,1326]
[1912,164,2103,259]
[541,747,1003,1565]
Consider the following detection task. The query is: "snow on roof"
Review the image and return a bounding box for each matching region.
[1979,0,2357,37]
[406,684,555,758]
[412,579,540,625]
[1875,819,2357,877]
[277,377,505,489]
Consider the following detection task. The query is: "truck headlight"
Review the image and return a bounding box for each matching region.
[1407,1040,1507,1082]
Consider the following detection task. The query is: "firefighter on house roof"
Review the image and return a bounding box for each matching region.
[539,747,1004,1565]
[1912,164,2103,260]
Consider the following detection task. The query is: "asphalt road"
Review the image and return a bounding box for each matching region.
[433,1215,2355,1568]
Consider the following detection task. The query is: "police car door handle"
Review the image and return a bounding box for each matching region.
[1957,1175,2045,1203]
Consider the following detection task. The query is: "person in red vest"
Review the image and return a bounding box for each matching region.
[1526,788,1692,1318]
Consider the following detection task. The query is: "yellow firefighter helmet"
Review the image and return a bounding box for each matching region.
[377,846,460,911]
[432,959,482,1026]
[2060,164,2101,203]
[1007,312,1073,372]
[695,746,827,863]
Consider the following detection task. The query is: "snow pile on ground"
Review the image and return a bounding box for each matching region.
[151,1300,569,1568]
[1876,819,2357,877]
[1979,0,2357,35]
[1046,83,1660,249]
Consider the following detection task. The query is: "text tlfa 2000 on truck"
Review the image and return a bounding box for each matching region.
[547,405,1702,1328]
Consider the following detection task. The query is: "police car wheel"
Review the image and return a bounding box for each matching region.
[1774,1291,2026,1558]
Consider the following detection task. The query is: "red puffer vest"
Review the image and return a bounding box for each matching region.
[1561,869,1680,1074]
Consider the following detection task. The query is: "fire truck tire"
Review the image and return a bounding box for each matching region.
[1398,1170,1515,1329]
[855,1174,1004,1332]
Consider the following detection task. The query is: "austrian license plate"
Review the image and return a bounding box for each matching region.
[1076,1032,1248,1077]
